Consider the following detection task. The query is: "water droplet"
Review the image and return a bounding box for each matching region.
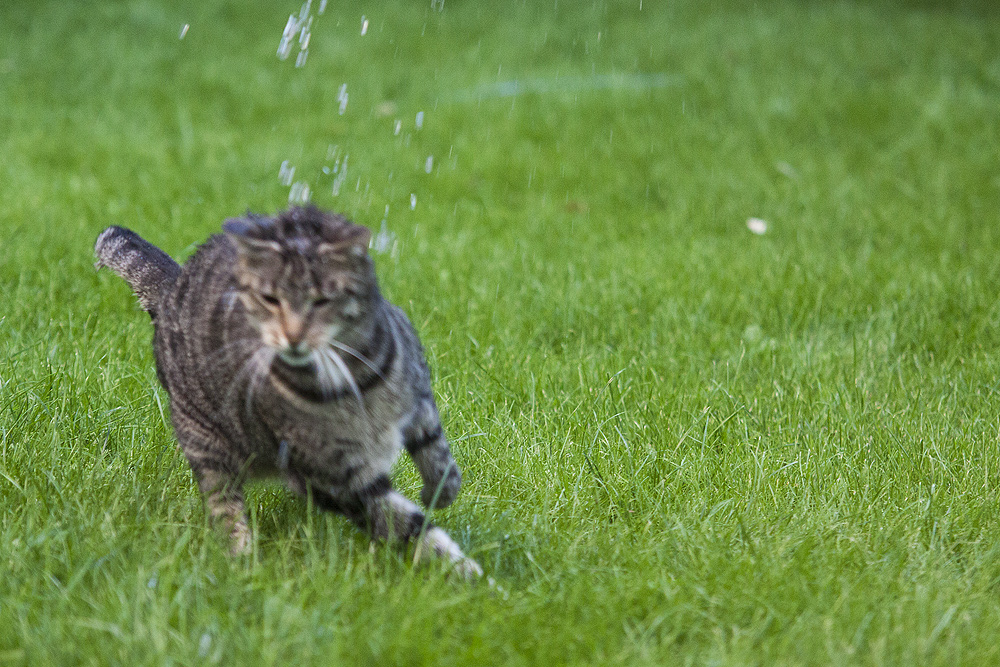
[332,155,348,196]
[298,0,313,23]
[299,16,313,43]
[415,111,424,130]
[424,155,434,173]
[289,181,311,204]
[318,0,327,14]
[277,15,298,60]
[337,84,349,115]
[179,24,190,40]
[295,49,308,68]
[372,210,397,255]
[393,120,402,136]
[410,193,417,210]
[361,16,369,35]
[279,160,296,186]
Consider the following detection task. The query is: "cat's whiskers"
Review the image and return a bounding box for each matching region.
[323,347,365,408]
[244,347,276,417]
[311,348,337,400]
[329,340,384,381]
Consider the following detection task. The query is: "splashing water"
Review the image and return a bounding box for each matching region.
[331,153,349,196]
[371,205,397,255]
[337,84,349,115]
[272,2,441,259]
[277,0,317,63]
[289,181,311,204]
[277,17,295,59]
[278,160,296,186]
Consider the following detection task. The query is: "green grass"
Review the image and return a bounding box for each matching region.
[2,0,1000,663]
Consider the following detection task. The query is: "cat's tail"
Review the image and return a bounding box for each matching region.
[94,226,181,317]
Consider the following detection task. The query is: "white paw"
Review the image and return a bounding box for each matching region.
[229,522,252,556]
[452,556,484,580]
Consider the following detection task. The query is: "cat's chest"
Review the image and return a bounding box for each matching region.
[250,404,401,479]
[254,396,399,453]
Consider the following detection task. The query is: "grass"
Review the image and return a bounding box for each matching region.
[2,0,1000,663]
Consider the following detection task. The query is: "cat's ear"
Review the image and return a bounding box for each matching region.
[224,218,281,253]
[318,225,372,259]
[222,218,256,236]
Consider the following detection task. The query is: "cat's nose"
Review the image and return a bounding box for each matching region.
[283,316,306,347]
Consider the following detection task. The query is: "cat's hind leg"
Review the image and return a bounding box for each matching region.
[193,468,251,555]
[179,430,253,556]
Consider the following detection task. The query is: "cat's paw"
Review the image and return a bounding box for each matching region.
[421,467,461,509]
[452,556,483,580]
[229,521,252,556]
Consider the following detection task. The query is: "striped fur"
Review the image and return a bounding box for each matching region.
[94,226,180,318]
[95,206,480,578]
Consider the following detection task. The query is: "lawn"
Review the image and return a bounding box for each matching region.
[2,0,1000,664]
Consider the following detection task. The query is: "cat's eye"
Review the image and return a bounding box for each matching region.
[258,293,281,307]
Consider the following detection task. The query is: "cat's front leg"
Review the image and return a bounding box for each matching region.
[400,402,462,509]
[339,472,482,579]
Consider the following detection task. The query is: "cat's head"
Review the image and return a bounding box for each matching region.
[223,206,375,367]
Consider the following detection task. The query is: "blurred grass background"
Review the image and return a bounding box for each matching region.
[1,0,999,664]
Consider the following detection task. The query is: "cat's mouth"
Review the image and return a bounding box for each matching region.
[278,348,314,368]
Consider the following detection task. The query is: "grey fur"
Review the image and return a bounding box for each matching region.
[95,206,480,577]
[94,226,180,317]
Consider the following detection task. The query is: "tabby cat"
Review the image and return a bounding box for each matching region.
[94,206,481,577]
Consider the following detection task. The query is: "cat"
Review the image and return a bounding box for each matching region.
[94,206,481,578]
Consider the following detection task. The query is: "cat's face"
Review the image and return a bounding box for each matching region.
[226,216,374,368]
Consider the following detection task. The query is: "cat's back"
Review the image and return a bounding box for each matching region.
[162,234,236,310]
[152,234,247,393]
